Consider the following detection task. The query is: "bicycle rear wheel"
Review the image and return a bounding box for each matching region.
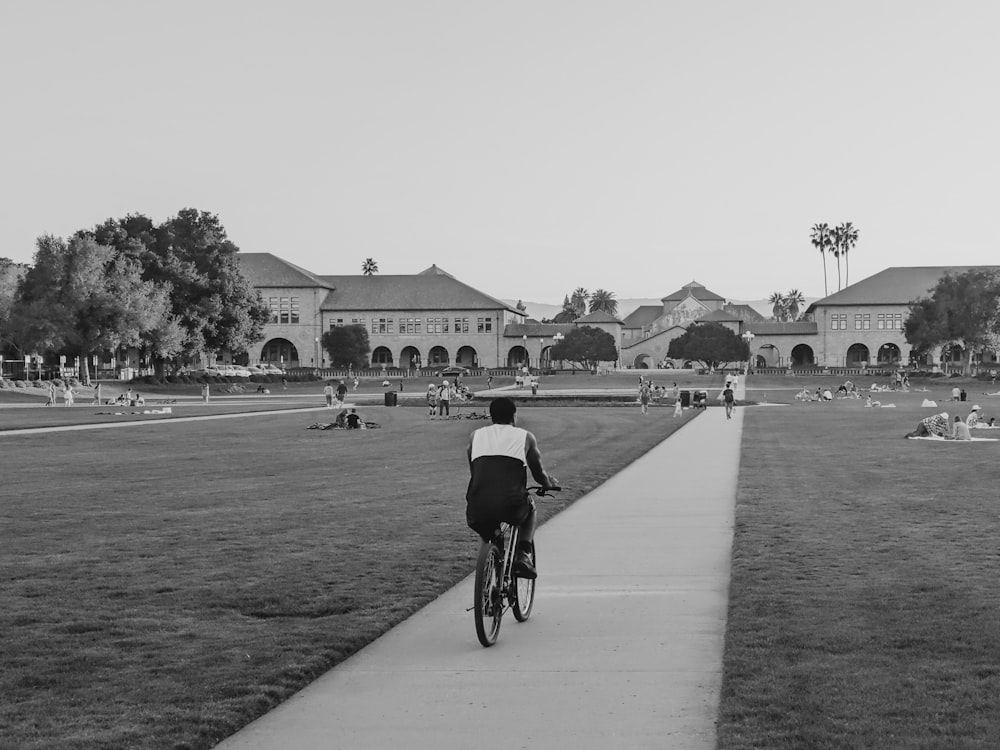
[474,541,503,646]
[512,541,536,622]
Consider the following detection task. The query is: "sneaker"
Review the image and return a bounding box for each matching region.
[512,550,537,580]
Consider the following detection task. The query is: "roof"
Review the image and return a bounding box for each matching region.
[696,309,739,323]
[805,266,1000,311]
[723,304,767,324]
[622,305,663,329]
[505,322,575,337]
[576,310,622,324]
[239,253,333,289]
[317,274,522,314]
[417,264,455,278]
[661,280,725,304]
[747,321,819,335]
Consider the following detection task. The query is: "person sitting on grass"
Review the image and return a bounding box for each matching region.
[948,415,972,441]
[346,408,363,429]
[904,411,950,439]
[966,405,982,428]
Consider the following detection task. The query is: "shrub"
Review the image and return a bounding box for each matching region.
[14,380,26,388]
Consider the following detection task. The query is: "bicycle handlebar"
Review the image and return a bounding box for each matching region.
[528,485,562,496]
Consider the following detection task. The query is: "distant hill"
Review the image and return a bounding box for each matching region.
[503,298,808,323]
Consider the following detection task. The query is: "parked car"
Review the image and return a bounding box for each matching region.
[245,365,264,375]
[229,365,252,377]
[438,366,471,377]
[260,364,285,375]
[195,366,223,377]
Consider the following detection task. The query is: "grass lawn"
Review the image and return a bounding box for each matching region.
[1,403,697,750]
[717,385,1000,749]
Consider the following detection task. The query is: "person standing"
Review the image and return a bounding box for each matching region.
[323,382,334,408]
[426,383,438,418]
[45,381,56,406]
[487,374,494,391]
[201,383,210,404]
[639,381,651,415]
[91,382,102,406]
[63,384,74,407]
[438,379,452,417]
[723,384,735,419]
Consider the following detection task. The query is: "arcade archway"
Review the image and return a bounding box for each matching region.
[260,339,299,368]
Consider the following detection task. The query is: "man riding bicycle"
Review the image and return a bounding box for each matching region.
[466,397,558,580]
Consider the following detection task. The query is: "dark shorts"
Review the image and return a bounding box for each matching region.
[467,495,535,542]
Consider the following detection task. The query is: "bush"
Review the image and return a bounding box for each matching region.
[14,380,26,388]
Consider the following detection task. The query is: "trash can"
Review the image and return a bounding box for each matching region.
[384,391,397,406]
[679,390,691,408]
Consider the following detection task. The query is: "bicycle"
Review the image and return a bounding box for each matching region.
[472,485,561,647]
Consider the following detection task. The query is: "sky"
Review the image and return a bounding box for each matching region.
[3,1,999,305]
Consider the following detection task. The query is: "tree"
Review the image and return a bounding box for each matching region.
[322,324,371,369]
[666,322,750,371]
[362,258,379,275]
[786,289,805,322]
[903,269,1000,375]
[588,289,619,316]
[830,225,845,291]
[12,235,170,383]
[570,288,589,318]
[835,222,859,287]
[810,223,832,296]
[0,257,28,360]
[549,325,617,372]
[768,291,786,321]
[552,294,578,324]
[88,209,271,373]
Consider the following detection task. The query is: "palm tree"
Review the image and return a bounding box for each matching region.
[785,289,805,322]
[570,287,589,317]
[361,258,378,275]
[837,222,859,287]
[810,223,832,296]
[769,291,786,321]
[588,289,618,316]
[830,225,845,291]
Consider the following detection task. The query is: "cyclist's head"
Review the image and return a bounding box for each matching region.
[489,397,516,425]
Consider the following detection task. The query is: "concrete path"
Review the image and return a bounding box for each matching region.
[215,402,743,750]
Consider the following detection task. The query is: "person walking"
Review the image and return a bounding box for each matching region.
[335,380,348,405]
[438,379,452,417]
[723,384,735,419]
[639,382,651,415]
[44,381,56,406]
[91,382,102,406]
[323,382,334,408]
[201,383,210,404]
[63,384,75,407]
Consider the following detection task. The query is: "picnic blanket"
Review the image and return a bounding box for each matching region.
[906,435,1000,442]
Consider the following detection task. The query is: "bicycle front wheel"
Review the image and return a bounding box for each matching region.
[474,541,503,647]
[512,541,536,622]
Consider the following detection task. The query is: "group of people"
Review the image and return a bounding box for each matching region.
[904,404,993,440]
[426,378,470,417]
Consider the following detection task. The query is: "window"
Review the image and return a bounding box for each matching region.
[454,317,469,333]
[831,314,847,330]
[426,317,448,334]
[271,296,300,325]
[854,313,870,330]
[400,317,422,334]
[330,318,344,329]
[371,317,394,334]
[477,317,493,333]
[877,312,903,330]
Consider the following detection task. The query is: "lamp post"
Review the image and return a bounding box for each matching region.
[552,332,564,371]
[742,331,755,374]
[522,334,528,369]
